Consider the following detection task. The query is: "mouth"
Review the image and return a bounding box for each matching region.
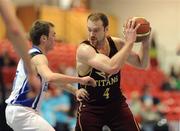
[90,37,97,41]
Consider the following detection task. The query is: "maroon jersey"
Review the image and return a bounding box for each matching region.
[78,36,126,106]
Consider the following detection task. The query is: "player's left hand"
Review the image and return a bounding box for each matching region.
[27,74,41,98]
[80,76,96,87]
[76,88,89,101]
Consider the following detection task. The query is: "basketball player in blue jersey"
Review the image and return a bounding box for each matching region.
[5,20,96,131]
[0,0,41,95]
[75,13,151,131]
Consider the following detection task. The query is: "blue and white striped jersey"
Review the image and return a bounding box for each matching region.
[6,47,48,111]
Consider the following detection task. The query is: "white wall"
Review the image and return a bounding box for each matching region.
[90,0,180,73]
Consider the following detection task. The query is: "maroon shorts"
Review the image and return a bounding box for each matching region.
[75,100,141,131]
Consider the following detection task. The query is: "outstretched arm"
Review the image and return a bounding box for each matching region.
[0,0,41,94]
[32,54,96,87]
[0,0,32,73]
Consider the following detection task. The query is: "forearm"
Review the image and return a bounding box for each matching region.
[7,29,33,74]
[48,73,82,85]
[7,25,34,75]
[110,43,133,71]
[110,17,139,70]
[0,0,17,28]
[139,42,150,68]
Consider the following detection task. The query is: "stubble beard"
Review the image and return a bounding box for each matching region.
[90,35,106,48]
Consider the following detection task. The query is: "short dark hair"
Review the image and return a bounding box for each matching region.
[87,13,109,28]
[29,20,54,46]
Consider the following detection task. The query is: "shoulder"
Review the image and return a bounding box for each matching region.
[31,54,48,65]
[77,43,95,52]
[77,43,97,60]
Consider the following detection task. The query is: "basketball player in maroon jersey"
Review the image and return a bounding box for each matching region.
[75,12,150,131]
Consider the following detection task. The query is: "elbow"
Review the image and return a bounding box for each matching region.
[45,76,52,82]
[44,74,55,83]
[106,66,120,75]
[142,63,150,70]
[138,66,148,70]
[135,57,149,69]
[9,26,21,36]
[6,22,21,37]
[137,62,149,70]
[141,60,150,69]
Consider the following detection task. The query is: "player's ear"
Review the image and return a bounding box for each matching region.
[105,26,108,32]
[43,35,47,40]
[41,35,47,41]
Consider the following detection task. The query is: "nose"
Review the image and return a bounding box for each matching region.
[90,31,95,37]
[89,31,93,36]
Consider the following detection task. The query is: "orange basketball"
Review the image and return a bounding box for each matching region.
[133,17,151,42]
[124,17,151,42]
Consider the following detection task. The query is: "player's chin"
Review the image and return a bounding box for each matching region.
[90,40,97,45]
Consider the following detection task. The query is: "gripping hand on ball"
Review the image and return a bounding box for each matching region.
[124,19,140,44]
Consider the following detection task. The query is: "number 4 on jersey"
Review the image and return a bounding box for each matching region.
[103,88,110,99]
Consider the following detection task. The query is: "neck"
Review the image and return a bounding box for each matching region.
[96,38,107,50]
[33,45,46,54]
[97,38,110,56]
